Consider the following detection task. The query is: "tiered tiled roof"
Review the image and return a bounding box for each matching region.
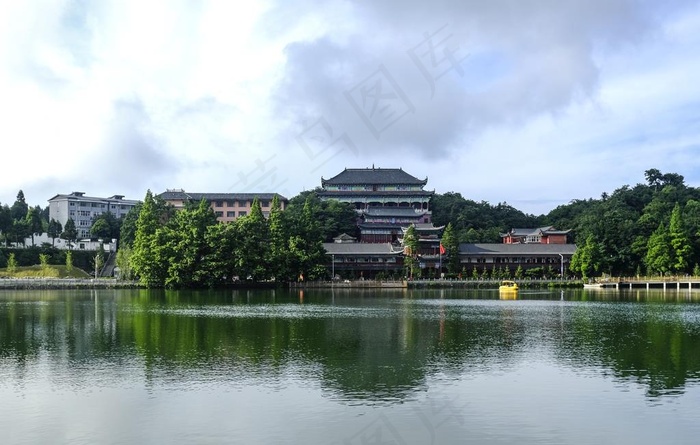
[321,167,427,186]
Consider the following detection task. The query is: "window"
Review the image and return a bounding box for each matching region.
[120,205,126,209]
[69,202,75,207]
[215,211,223,217]
[238,211,247,217]
[261,201,269,208]
[227,211,235,217]
[215,201,223,207]
[91,203,97,207]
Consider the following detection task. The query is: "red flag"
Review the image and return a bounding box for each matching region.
[439,244,446,255]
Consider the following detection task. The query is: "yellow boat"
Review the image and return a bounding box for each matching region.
[499,280,519,292]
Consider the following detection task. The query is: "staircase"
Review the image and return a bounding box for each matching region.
[100,251,117,277]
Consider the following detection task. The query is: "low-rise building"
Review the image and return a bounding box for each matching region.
[323,234,404,279]
[459,243,577,275]
[501,226,571,244]
[48,192,139,239]
[158,189,288,222]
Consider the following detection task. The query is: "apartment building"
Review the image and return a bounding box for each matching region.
[48,192,139,239]
[158,189,288,222]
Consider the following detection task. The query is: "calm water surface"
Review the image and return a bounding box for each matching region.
[2,288,700,444]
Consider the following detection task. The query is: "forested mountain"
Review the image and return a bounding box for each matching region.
[430,169,700,276]
[430,193,544,243]
[545,169,700,276]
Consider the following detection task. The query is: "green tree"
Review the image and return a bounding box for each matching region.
[514,265,524,279]
[65,250,73,272]
[91,211,121,240]
[90,218,112,239]
[570,235,604,279]
[669,203,692,273]
[235,197,270,281]
[0,204,12,246]
[201,221,241,285]
[131,191,168,287]
[115,245,134,280]
[93,248,105,278]
[119,203,142,247]
[403,224,419,279]
[10,190,28,221]
[441,222,460,274]
[163,199,218,288]
[7,252,17,274]
[267,195,290,280]
[12,219,31,246]
[645,223,673,276]
[61,218,78,248]
[39,253,49,270]
[47,219,62,246]
[25,207,44,246]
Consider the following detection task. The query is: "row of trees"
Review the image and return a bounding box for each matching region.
[124,191,339,288]
[553,169,700,277]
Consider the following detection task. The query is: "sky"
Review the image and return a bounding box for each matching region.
[1,0,699,216]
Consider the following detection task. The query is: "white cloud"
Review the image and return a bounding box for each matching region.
[0,0,699,215]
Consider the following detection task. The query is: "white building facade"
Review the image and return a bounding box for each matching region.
[48,192,139,239]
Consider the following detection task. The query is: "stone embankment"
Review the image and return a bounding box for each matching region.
[0,278,142,290]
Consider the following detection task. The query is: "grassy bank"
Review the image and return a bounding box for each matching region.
[0,265,92,279]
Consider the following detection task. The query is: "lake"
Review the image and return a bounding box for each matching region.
[2,288,700,444]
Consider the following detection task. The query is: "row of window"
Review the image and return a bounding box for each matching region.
[333,257,397,263]
[213,200,269,208]
[215,211,247,217]
[69,202,132,210]
[465,257,564,264]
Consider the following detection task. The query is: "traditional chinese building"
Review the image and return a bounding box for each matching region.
[318,167,433,211]
[319,167,441,243]
[323,235,404,279]
[458,243,577,275]
[501,226,571,244]
[318,167,446,277]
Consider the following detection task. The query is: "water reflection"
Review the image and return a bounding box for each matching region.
[2,288,700,404]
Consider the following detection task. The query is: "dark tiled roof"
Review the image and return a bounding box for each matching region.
[158,191,288,201]
[504,226,571,237]
[321,167,427,186]
[333,233,357,241]
[459,243,577,255]
[323,243,402,255]
[47,193,140,205]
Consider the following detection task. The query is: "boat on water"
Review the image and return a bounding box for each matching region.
[499,280,519,292]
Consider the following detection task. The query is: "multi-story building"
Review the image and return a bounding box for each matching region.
[48,192,139,239]
[318,167,444,278]
[319,167,440,244]
[501,226,571,244]
[158,190,288,223]
[318,167,433,211]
